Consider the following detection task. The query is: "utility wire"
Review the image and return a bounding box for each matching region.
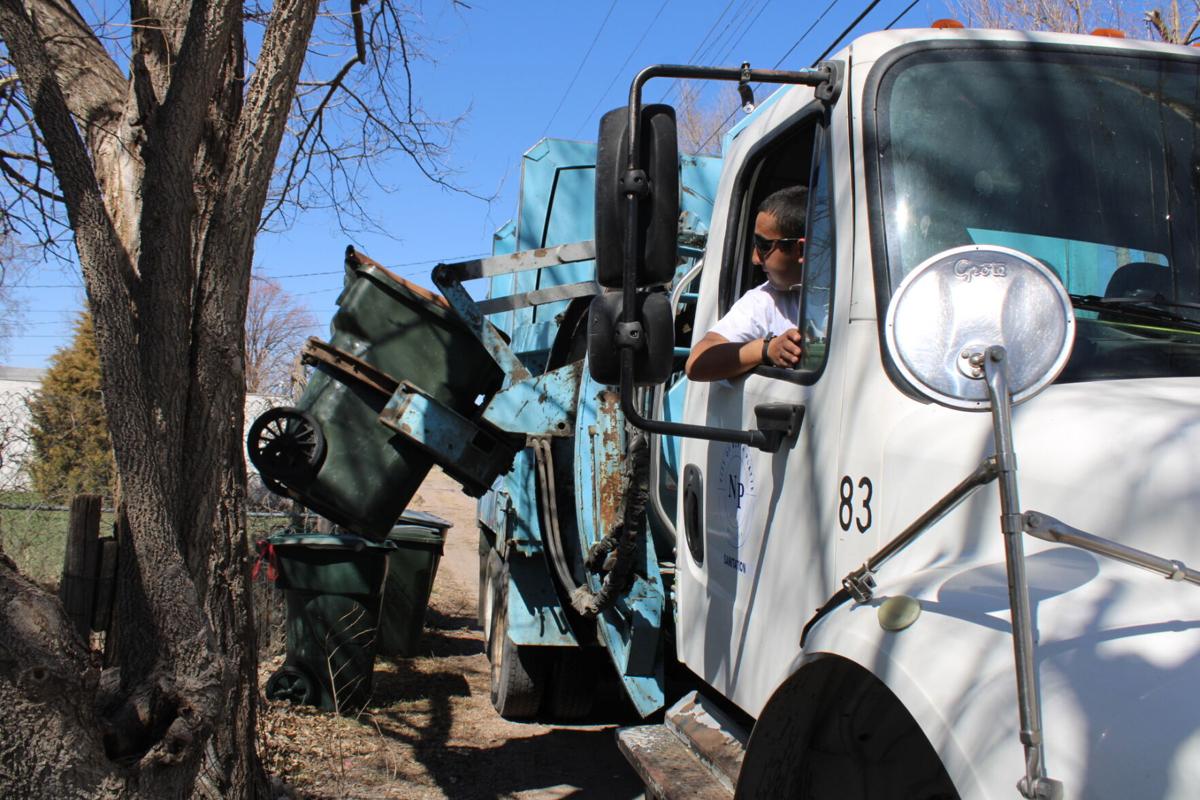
[696,0,841,152]
[693,0,760,66]
[770,0,841,68]
[687,0,774,123]
[712,0,777,67]
[15,251,491,289]
[658,0,740,104]
[541,0,620,138]
[883,0,921,30]
[574,0,674,139]
[811,0,887,64]
[263,251,490,279]
[13,283,82,289]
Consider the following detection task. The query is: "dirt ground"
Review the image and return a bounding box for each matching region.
[258,468,647,799]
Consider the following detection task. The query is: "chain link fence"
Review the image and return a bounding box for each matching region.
[0,384,321,658]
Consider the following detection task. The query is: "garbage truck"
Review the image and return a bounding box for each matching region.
[252,24,1200,800]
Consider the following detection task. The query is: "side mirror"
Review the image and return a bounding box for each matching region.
[884,245,1075,409]
[587,290,674,386]
[594,104,680,288]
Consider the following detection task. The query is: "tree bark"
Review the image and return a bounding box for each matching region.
[0,0,320,794]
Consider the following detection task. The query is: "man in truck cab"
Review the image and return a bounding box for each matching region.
[685,186,808,381]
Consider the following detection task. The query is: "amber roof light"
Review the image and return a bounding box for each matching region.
[1090,28,1126,38]
[932,19,965,29]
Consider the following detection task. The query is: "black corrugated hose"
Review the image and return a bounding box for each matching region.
[571,430,650,617]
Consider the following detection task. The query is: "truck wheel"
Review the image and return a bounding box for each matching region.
[545,648,596,720]
[487,562,546,720]
[478,529,500,632]
[736,658,958,800]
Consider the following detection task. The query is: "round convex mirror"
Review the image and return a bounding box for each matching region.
[884,245,1075,410]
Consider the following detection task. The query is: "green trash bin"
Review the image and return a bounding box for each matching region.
[378,516,452,657]
[262,533,395,712]
[247,247,504,539]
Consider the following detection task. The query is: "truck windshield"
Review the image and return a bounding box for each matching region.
[872,46,1200,382]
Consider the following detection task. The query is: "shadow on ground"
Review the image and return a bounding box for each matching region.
[376,712,643,800]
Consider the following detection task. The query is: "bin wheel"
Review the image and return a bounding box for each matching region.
[248,407,326,484]
[545,648,596,720]
[488,560,546,720]
[266,664,317,706]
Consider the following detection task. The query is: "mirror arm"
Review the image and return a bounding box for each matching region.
[617,348,775,450]
[623,63,839,183]
[984,348,1063,800]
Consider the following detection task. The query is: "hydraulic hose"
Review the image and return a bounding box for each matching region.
[570,431,650,617]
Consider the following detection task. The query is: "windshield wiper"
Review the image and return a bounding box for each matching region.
[1069,294,1200,332]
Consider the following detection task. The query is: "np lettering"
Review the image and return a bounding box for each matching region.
[729,474,745,509]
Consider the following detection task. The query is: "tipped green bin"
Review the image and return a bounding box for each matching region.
[263,533,395,712]
[248,247,503,540]
[377,513,452,657]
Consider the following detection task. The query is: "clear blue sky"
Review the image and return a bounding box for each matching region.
[4,0,948,369]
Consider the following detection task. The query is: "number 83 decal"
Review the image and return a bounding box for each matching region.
[838,475,873,533]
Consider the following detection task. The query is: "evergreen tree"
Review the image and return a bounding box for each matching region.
[26,313,114,502]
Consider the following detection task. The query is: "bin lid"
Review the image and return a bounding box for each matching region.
[387,524,446,546]
[353,263,466,328]
[396,509,453,532]
[265,532,398,551]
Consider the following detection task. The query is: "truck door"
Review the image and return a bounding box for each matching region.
[676,103,848,713]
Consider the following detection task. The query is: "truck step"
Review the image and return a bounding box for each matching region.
[616,690,749,800]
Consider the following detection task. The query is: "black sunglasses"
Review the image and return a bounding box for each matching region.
[753,234,804,257]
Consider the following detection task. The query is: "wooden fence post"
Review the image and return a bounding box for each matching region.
[60,494,102,641]
[102,510,128,667]
[92,535,119,632]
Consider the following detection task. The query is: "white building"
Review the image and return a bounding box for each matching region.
[0,366,44,490]
[0,365,288,494]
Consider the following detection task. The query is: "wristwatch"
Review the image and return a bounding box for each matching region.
[761,334,775,366]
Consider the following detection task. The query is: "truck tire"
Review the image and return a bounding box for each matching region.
[487,561,547,720]
[545,648,596,720]
[736,657,958,800]
[478,528,499,632]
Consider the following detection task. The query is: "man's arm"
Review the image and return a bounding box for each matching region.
[685,328,804,382]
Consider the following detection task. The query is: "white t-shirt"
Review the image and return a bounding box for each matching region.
[709,280,801,343]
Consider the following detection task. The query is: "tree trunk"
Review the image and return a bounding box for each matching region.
[0,0,320,794]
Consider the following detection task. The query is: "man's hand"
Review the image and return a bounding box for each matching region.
[766,328,803,368]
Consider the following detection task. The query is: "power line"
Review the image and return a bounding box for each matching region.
[263,251,490,280]
[812,0,887,64]
[770,0,840,67]
[10,251,492,289]
[14,283,82,289]
[677,0,773,130]
[541,0,620,139]
[711,0,777,67]
[574,0,674,139]
[693,0,759,67]
[884,0,921,29]
[658,0,740,103]
[696,0,841,152]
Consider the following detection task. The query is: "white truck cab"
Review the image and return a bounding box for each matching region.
[605,26,1200,800]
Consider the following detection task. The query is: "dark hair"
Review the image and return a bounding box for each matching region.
[758,186,808,238]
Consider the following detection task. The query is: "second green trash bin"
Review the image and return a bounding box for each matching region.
[377,512,452,657]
